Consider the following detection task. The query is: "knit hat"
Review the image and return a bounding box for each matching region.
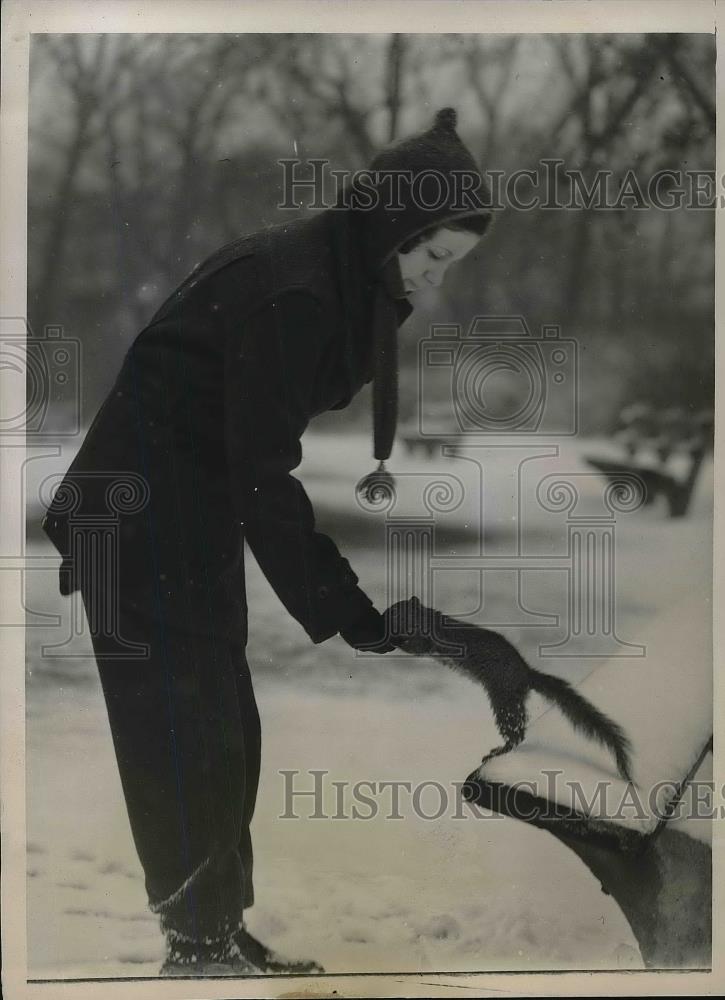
[354,107,493,504]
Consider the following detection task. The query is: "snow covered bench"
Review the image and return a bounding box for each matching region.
[463,579,713,968]
[584,405,713,518]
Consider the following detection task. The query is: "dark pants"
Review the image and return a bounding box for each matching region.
[78,519,261,945]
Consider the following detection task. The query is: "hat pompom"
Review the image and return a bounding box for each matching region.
[434,107,458,131]
[356,461,396,509]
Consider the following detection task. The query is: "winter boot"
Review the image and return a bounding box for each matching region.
[227,925,325,974]
[159,926,262,977]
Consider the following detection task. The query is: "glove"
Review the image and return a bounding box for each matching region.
[382,596,436,654]
[339,605,396,654]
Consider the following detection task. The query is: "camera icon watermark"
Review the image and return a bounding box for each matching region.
[1,317,81,436]
[418,316,579,437]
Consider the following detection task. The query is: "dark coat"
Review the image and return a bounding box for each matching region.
[41,207,413,645]
[42,106,492,646]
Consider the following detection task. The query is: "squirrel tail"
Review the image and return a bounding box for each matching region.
[529,671,633,784]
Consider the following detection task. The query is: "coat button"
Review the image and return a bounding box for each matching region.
[318,585,329,599]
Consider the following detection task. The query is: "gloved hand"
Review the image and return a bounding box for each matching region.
[383,596,435,654]
[339,605,396,653]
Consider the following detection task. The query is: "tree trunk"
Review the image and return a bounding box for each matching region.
[386,34,405,142]
[33,102,94,327]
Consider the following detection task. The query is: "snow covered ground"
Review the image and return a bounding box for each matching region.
[25,430,713,979]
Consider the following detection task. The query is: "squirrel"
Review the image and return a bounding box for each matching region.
[383,596,633,784]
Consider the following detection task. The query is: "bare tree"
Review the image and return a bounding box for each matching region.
[652,34,715,127]
[385,34,406,142]
[252,34,409,165]
[546,35,665,321]
[459,36,520,164]
[31,36,108,325]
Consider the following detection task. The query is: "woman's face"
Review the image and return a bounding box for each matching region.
[397,228,480,294]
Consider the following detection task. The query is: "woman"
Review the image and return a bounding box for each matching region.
[41,107,492,975]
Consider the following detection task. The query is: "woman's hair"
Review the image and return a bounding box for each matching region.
[398,213,492,255]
